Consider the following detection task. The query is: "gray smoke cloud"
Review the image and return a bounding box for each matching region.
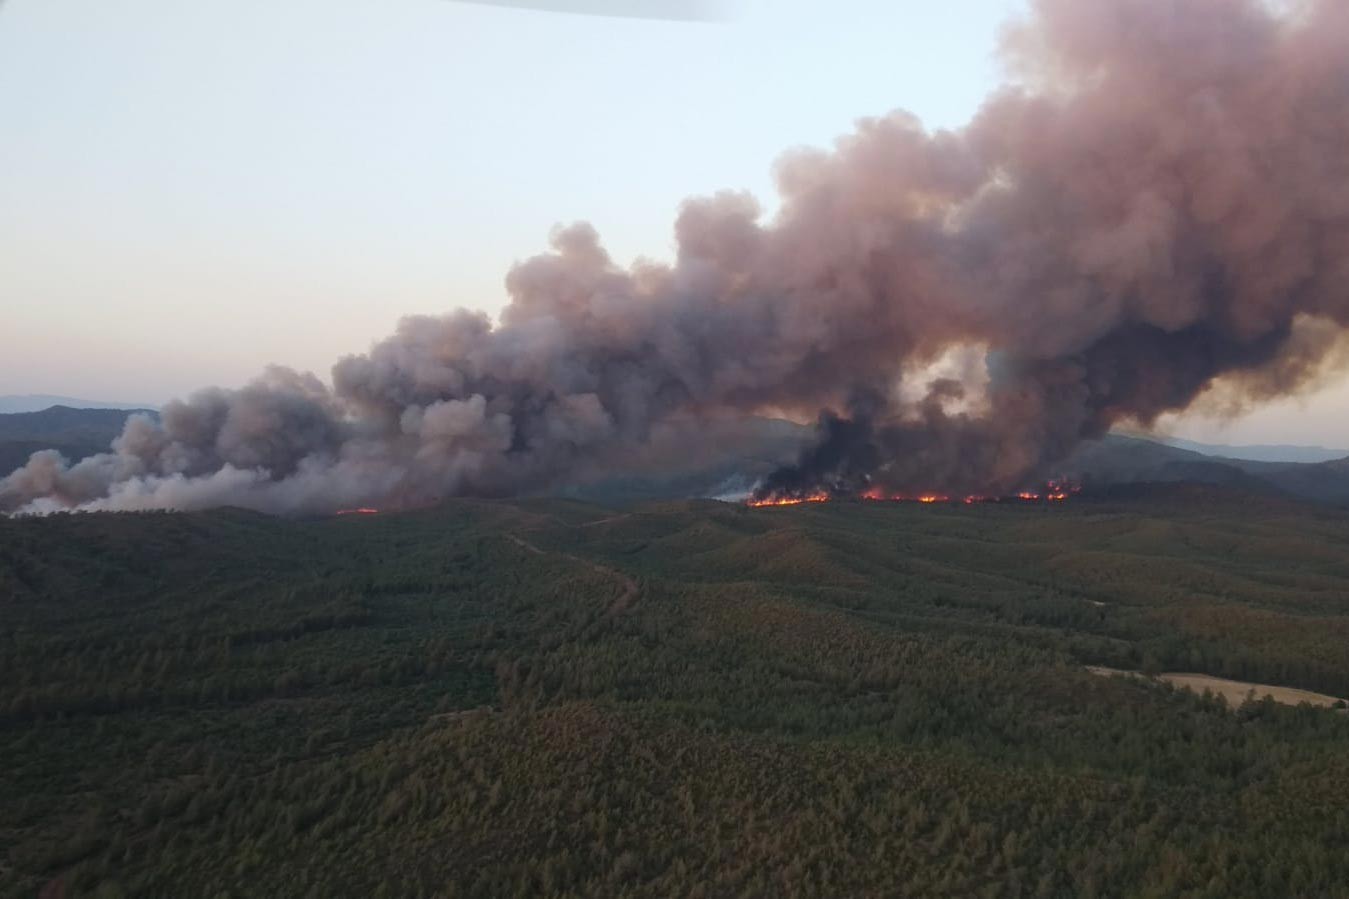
[6,0,1349,514]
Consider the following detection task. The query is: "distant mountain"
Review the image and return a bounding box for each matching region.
[0,405,156,475]
[1120,431,1349,464]
[567,426,1349,508]
[0,394,160,414]
[6,404,1349,509]
[1065,434,1349,505]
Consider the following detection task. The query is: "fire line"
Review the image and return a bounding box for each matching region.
[748,481,1079,508]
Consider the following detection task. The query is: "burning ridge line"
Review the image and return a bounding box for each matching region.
[747,480,1079,508]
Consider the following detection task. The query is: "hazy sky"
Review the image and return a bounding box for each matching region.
[2,0,1346,445]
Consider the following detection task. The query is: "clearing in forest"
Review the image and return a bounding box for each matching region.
[1087,666,1347,709]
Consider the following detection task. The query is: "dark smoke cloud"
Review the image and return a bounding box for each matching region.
[6,0,1349,514]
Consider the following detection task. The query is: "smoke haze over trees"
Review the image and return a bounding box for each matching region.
[6,0,1349,513]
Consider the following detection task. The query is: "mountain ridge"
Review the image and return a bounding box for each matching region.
[4,406,1349,509]
[0,405,157,476]
[0,394,160,414]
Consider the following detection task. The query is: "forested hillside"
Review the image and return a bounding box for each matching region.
[3,490,1349,897]
[1063,436,1349,505]
[0,406,153,475]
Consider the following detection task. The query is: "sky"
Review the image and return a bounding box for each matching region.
[0,0,1346,446]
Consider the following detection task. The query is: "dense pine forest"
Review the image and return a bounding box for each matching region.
[3,487,1349,897]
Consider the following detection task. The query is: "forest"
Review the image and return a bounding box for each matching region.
[3,486,1349,897]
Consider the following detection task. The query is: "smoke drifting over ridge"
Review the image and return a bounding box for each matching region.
[6,0,1349,514]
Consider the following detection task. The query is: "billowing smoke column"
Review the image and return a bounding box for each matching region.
[5,0,1349,514]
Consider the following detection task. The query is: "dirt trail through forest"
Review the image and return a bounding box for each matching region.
[579,513,633,528]
[506,534,638,616]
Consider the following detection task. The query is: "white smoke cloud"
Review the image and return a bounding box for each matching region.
[6,0,1349,513]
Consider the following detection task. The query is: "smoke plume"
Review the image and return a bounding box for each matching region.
[6,0,1349,514]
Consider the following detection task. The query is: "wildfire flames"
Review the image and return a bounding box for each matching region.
[335,508,381,516]
[748,481,1078,508]
[746,492,832,508]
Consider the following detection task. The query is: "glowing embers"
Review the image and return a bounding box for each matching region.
[745,492,831,508]
[748,480,1080,508]
[1015,479,1078,502]
[860,487,953,504]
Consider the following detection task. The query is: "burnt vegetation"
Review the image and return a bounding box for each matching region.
[3,489,1349,897]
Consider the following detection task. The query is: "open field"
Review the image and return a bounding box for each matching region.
[1161,672,1347,708]
[1086,666,1348,709]
[4,486,1349,896]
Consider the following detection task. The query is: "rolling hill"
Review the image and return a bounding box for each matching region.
[1152,435,1349,464]
[5,405,1349,512]
[559,427,1349,507]
[0,405,156,475]
[0,395,158,415]
[2,490,1348,896]
[1063,434,1349,505]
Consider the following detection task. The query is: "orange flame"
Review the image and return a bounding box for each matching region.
[859,490,957,504]
[335,508,381,516]
[749,480,1080,508]
[746,492,831,508]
